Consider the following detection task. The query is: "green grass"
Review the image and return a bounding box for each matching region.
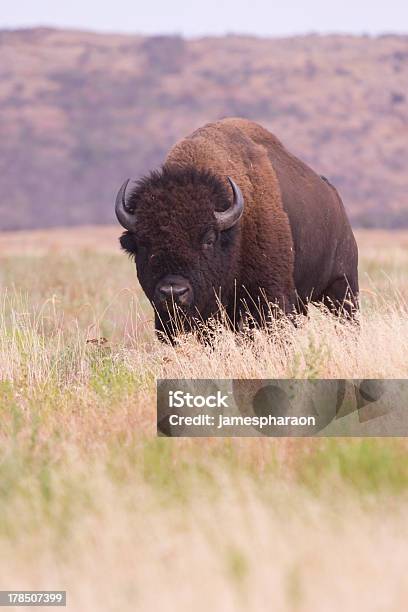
[296,439,408,495]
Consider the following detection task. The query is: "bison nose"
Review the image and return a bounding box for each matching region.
[155,276,193,308]
[159,284,188,299]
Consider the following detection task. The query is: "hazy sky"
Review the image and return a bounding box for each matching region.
[2,0,408,37]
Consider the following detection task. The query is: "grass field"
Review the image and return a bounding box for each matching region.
[1,227,408,611]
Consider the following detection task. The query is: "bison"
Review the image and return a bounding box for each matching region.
[116,118,358,341]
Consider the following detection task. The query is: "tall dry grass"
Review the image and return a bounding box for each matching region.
[0,227,408,611]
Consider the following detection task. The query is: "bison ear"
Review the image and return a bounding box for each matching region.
[214,177,244,231]
[119,231,137,257]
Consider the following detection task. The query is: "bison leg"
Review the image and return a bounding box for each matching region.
[319,276,359,320]
[154,314,178,344]
[236,290,299,332]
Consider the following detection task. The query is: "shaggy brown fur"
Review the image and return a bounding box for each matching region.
[119,118,358,340]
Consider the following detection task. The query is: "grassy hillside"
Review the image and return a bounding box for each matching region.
[0,228,408,609]
[0,28,407,230]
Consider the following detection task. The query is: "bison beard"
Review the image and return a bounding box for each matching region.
[115,118,359,343]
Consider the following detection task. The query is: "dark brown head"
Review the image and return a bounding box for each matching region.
[116,166,244,326]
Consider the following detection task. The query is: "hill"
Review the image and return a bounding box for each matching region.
[0,28,407,230]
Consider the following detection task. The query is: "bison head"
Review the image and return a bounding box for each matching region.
[116,166,244,335]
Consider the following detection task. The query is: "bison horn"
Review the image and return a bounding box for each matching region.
[215,177,244,231]
[115,179,137,231]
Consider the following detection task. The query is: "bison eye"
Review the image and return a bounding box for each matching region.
[202,229,217,250]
